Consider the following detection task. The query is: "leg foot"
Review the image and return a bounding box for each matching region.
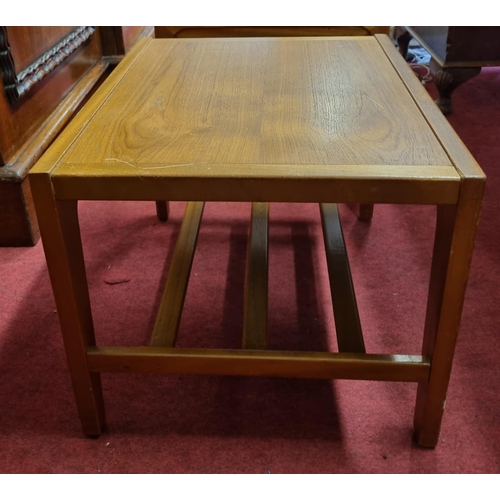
[155,201,170,221]
[430,59,481,115]
[30,174,106,436]
[413,178,485,447]
[396,28,412,60]
[358,203,374,222]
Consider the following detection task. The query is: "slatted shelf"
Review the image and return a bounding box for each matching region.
[243,202,270,349]
[320,203,366,354]
[149,201,205,347]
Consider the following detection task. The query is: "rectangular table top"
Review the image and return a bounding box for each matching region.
[32,36,485,205]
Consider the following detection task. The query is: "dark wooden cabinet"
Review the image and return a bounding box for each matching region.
[0,26,151,246]
[100,26,153,56]
[397,26,500,114]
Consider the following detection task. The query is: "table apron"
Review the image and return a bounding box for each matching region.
[51,176,460,205]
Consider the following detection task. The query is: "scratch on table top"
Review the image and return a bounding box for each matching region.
[365,94,385,112]
[105,158,136,168]
[144,163,195,170]
[105,158,195,169]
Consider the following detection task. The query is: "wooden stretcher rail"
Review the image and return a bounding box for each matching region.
[87,346,431,382]
[320,203,366,353]
[243,202,269,349]
[149,201,205,347]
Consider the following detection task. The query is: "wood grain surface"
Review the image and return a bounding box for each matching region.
[375,34,485,180]
[57,37,452,169]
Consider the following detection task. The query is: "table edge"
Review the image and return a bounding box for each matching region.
[29,37,153,176]
[30,34,484,198]
[375,34,486,182]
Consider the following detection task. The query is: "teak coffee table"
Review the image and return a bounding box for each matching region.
[30,35,485,447]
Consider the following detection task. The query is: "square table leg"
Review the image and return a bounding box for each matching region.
[30,175,105,437]
[414,178,484,447]
[155,201,169,222]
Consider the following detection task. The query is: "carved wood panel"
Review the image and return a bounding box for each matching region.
[0,26,103,165]
[0,26,95,105]
[7,26,78,71]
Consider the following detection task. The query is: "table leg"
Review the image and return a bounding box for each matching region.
[155,201,169,221]
[414,179,484,447]
[395,27,412,59]
[30,175,105,437]
[429,59,481,116]
[358,203,374,222]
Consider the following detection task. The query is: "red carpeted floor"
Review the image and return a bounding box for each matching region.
[1,67,499,474]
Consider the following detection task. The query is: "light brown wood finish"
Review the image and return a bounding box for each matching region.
[375,35,487,447]
[87,347,430,382]
[153,22,387,184]
[150,202,205,347]
[58,38,451,169]
[29,36,486,444]
[243,203,269,349]
[375,34,484,180]
[31,38,152,179]
[26,40,152,436]
[32,37,461,208]
[51,163,460,205]
[320,204,365,353]
[53,164,460,204]
[414,180,485,447]
[29,175,104,436]
[37,37,461,207]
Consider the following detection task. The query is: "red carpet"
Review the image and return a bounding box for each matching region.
[1,68,499,473]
